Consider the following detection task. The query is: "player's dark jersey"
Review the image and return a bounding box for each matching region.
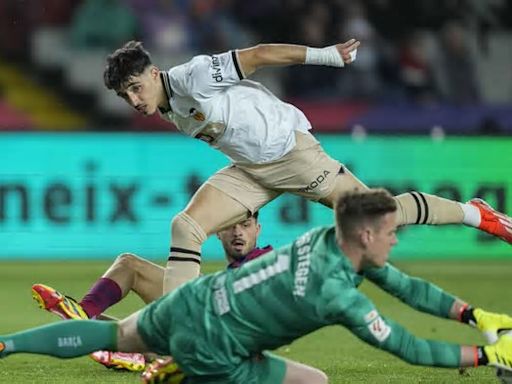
[227,245,273,269]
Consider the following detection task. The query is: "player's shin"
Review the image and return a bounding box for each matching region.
[165,212,205,293]
[163,259,201,293]
[0,320,117,359]
[394,192,464,226]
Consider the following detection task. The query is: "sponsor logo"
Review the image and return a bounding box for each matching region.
[211,55,223,82]
[364,310,378,322]
[298,170,331,193]
[366,313,391,342]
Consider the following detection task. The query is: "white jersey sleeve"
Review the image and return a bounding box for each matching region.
[169,51,244,100]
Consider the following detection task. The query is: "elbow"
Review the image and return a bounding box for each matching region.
[240,44,268,76]
[253,44,268,57]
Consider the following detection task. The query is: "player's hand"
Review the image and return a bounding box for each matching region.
[474,308,512,343]
[484,331,512,371]
[335,39,360,64]
[141,357,186,384]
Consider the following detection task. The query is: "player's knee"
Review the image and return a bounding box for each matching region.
[288,365,328,384]
[116,319,128,340]
[114,252,141,272]
[309,368,328,384]
[171,211,207,246]
[319,370,329,384]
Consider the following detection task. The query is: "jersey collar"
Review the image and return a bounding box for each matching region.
[227,245,274,269]
[158,71,173,113]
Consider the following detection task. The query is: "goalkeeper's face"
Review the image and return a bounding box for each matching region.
[218,217,261,260]
[364,212,398,268]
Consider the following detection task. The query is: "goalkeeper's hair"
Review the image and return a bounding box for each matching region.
[104,40,152,91]
[335,189,396,238]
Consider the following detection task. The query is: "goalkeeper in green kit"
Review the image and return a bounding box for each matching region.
[2,189,512,383]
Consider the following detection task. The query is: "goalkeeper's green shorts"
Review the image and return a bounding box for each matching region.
[182,351,286,384]
[137,286,287,384]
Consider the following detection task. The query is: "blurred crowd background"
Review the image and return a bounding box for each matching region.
[2,0,511,260]
[0,0,511,133]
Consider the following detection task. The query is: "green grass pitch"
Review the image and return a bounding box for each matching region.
[0,259,511,383]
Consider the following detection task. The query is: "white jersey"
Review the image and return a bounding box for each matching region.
[158,51,311,164]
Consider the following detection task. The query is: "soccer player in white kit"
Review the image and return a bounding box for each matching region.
[103,39,512,293]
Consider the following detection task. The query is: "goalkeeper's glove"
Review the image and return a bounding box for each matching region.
[140,357,186,384]
[479,331,512,371]
[460,306,512,343]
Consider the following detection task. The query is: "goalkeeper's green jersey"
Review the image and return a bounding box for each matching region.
[138,226,462,376]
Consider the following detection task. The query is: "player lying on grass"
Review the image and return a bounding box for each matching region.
[31,212,272,372]
[2,189,512,384]
[104,39,512,294]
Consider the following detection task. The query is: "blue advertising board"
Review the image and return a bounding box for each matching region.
[2,133,511,260]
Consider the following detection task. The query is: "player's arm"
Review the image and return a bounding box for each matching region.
[363,263,512,342]
[327,286,510,369]
[363,263,457,319]
[236,39,360,77]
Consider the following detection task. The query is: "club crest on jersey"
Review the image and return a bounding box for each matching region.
[190,108,205,122]
[194,122,226,144]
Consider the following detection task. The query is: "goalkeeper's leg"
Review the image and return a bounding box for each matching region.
[116,310,151,353]
[227,352,327,384]
[281,357,328,384]
[0,310,150,360]
[0,320,118,359]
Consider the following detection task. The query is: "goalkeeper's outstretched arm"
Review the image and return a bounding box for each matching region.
[350,313,512,370]
[363,263,512,341]
[363,263,462,319]
[329,287,512,370]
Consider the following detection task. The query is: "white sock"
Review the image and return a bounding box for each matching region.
[459,203,481,227]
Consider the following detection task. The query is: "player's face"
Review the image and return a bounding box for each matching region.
[365,212,398,268]
[116,66,161,116]
[217,217,261,260]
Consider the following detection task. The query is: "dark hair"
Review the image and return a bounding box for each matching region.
[252,211,259,221]
[104,41,152,91]
[335,189,396,238]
